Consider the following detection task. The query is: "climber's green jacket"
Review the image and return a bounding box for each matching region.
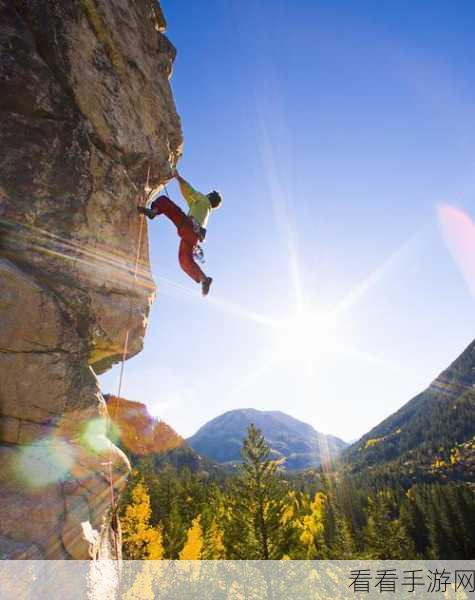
[177,175,212,228]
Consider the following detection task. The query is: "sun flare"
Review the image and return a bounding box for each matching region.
[271,309,346,372]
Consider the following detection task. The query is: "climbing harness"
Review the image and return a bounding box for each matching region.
[190,216,207,242]
[190,215,206,264]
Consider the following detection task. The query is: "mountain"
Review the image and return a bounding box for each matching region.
[343,340,475,483]
[187,408,348,470]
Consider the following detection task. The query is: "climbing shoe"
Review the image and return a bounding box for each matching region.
[137,206,155,219]
[201,276,213,296]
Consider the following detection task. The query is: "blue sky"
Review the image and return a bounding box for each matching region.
[101,0,475,441]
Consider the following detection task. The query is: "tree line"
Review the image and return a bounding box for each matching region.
[119,425,475,560]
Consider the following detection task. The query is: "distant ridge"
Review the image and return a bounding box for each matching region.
[343,339,475,482]
[187,408,348,470]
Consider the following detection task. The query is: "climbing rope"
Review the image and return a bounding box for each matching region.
[117,165,151,402]
[107,165,151,560]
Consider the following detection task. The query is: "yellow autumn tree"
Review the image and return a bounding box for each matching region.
[179,516,203,560]
[121,479,164,560]
[299,492,326,559]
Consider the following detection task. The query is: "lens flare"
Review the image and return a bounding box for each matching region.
[15,438,75,488]
[80,417,118,453]
[0,218,155,293]
[438,203,475,297]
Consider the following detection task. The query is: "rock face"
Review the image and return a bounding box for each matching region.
[0,0,182,558]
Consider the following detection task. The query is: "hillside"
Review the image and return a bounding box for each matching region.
[343,339,475,484]
[106,395,185,458]
[187,408,348,470]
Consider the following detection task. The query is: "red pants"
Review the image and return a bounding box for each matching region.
[151,195,205,283]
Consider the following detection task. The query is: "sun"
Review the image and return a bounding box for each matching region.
[271,308,346,373]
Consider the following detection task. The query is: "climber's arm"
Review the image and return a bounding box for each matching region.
[175,171,199,208]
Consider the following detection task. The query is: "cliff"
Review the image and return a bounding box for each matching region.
[0,0,182,558]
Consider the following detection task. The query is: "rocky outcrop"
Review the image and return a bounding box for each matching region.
[0,0,182,558]
[105,395,185,457]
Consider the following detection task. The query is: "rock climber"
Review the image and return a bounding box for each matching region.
[137,169,222,296]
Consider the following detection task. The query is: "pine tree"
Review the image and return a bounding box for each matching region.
[202,518,226,559]
[152,465,186,558]
[164,501,186,559]
[179,516,204,560]
[319,481,356,559]
[399,487,429,557]
[121,479,164,560]
[333,512,357,559]
[363,490,416,559]
[424,484,465,559]
[222,424,295,559]
[155,465,182,525]
[201,497,226,559]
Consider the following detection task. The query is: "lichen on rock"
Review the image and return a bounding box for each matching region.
[0,0,182,559]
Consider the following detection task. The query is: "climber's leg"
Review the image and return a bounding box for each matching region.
[178,238,205,284]
[150,195,187,227]
[178,228,213,295]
